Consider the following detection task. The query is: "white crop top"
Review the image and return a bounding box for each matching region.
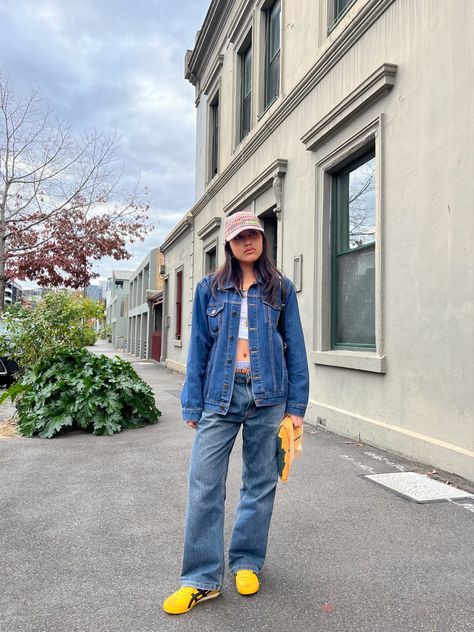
[238,291,248,340]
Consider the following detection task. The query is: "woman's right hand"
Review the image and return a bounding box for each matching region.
[186,421,198,429]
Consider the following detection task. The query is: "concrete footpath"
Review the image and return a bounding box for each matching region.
[0,341,473,632]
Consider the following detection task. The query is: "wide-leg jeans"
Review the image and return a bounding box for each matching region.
[180,372,286,591]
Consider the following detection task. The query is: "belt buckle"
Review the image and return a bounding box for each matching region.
[235,367,251,375]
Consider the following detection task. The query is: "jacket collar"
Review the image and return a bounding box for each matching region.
[219,275,264,291]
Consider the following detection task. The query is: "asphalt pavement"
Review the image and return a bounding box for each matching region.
[0,341,473,632]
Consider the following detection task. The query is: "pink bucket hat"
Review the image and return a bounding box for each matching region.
[224,211,264,242]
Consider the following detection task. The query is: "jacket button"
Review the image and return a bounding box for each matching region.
[224,384,229,389]
[220,405,225,410]
[232,311,237,316]
[227,359,232,364]
[230,335,234,341]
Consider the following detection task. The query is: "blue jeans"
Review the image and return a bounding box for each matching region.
[180,372,286,591]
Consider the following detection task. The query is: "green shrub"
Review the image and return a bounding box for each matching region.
[1,348,161,438]
[0,292,104,369]
[82,326,98,346]
[97,325,112,340]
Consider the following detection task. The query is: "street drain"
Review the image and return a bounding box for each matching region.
[364,472,474,503]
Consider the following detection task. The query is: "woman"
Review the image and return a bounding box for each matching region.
[163,211,309,615]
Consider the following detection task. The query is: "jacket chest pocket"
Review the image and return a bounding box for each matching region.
[206,302,225,335]
[263,300,282,327]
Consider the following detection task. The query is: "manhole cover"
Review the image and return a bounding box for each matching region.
[364,472,474,503]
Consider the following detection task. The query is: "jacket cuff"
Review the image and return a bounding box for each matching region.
[285,402,307,417]
[182,408,202,422]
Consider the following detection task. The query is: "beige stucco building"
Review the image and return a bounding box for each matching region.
[159,0,474,480]
[105,270,133,348]
[127,248,165,360]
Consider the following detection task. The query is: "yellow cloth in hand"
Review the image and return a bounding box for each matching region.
[277,415,303,482]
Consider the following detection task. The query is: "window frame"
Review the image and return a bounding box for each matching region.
[331,148,376,351]
[239,38,253,142]
[203,237,219,275]
[329,0,358,32]
[207,89,220,182]
[312,116,386,373]
[263,0,281,111]
[175,269,183,341]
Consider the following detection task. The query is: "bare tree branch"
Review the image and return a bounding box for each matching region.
[0,75,152,309]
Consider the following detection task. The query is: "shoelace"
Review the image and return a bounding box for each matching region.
[187,589,210,609]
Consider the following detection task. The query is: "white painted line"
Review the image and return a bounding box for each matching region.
[339,455,376,474]
[363,450,406,471]
[447,499,474,514]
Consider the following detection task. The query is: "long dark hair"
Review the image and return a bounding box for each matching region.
[210,233,282,304]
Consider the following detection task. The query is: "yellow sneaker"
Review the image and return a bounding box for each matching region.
[235,570,259,595]
[163,586,220,614]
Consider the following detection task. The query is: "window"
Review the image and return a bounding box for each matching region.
[331,149,376,349]
[209,92,219,179]
[333,0,357,25]
[120,298,128,317]
[175,270,183,340]
[264,0,280,109]
[261,212,277,265]
[239,41,252,141]
[205,246,217,274]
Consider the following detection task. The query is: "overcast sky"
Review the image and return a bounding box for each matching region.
[0,0,210,288]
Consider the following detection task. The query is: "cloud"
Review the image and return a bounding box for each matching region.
[0,0,210,286]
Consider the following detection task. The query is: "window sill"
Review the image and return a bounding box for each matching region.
[312,350,386,373]
[327,0,358,34]
[173,339,182,348]
[257,93,283,123]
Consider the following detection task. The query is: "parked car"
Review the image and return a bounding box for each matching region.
[0,357,19,388]
[0,321,20,387]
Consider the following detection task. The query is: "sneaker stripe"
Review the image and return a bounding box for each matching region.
[187,589,210,610]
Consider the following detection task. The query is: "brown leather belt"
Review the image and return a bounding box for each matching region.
[235,367,251,374]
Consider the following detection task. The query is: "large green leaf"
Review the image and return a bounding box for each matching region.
[4,348,161,438]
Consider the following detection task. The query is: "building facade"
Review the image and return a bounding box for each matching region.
[5,280,23,305]
[159,0,473,480]
[127,248,165,360]
[105,271,133,348]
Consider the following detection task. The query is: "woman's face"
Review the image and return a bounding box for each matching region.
[229,229,263,265]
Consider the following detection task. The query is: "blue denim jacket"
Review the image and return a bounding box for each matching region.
[181,274,309,422]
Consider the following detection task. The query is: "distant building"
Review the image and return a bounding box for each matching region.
[5,280,22,305]
[105,271,133,347]
[20,287,49,301]
[85,285,104,302]
[127,249,165,360]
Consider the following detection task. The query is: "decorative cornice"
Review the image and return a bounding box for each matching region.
[187,0,396,218]
[223,159,288,215]
[197,216,222,240]
[302,63,397,151]
[160,212,193,252]
[146,289,163,302]
[227,0,254,44]
[185,0,233,86]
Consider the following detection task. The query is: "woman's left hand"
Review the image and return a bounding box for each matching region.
[288,414,304,428]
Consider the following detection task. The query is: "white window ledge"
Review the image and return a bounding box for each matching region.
[312,350,386,373]
[173,340,183,348]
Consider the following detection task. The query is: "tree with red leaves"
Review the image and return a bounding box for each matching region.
[0,75,152,310]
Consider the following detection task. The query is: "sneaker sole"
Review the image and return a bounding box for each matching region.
[237,586,259,595]
[164,591,220,615]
